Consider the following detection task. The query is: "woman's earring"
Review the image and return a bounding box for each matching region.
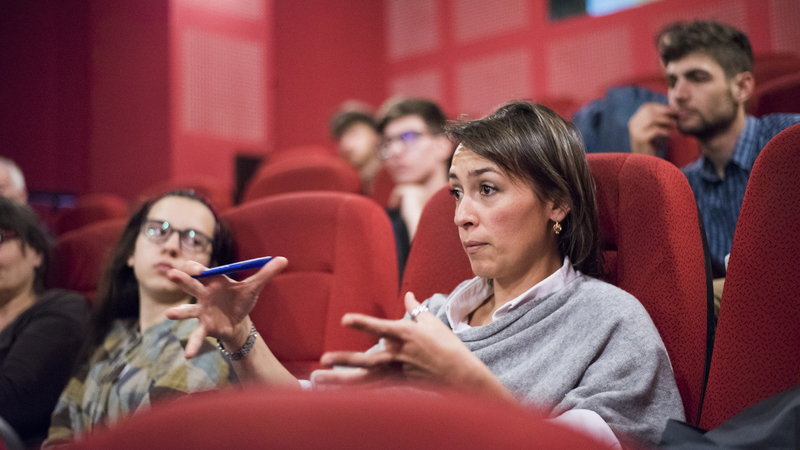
[553,221,562,235]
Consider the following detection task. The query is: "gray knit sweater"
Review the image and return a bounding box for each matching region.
[424,275,685,447]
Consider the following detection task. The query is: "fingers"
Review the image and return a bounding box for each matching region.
[242,256,288,292]
[166,266,207,298]
[165,303,201,321]
[184,323,208,359]
[403,291,420,313]
[320,350,394,368]
[341,313,406,338]
[310,367,372,386]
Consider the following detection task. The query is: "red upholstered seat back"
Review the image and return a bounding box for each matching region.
[136,176,232,212]
[53,193,129,237]
[747,71,800,117]
[49,218,127,303]
[67,388,608,450]
[367,165,395,208]
[699,124,800,430]
[400,187,473,304]
[221,192,402,378]
[589,153,707,424]
[242,155,361,203]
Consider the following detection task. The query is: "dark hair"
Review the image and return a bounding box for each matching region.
[377,98,448,135]
[0,197,49,293]
[330,110,377,139]
[658,20,753,79]
[446,101,604,278]
[87,189,235,348]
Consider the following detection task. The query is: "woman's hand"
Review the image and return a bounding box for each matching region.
[165,257,288,359]
[313,292,515,401]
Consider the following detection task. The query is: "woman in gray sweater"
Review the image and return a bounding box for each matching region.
[167,101,684,448]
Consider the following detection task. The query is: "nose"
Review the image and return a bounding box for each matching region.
[670,78,689,104]
[161,231,182,255]
[454,194,476,229]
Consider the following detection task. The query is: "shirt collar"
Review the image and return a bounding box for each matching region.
[444,257,580,332]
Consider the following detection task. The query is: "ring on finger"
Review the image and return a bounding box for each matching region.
[410,304,428,322]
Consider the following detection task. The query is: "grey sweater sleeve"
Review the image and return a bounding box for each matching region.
[427,276,684,448]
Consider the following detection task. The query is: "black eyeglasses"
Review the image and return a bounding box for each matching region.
[0,230,17,245]
[141,220,213,254]
[377,130,431,160]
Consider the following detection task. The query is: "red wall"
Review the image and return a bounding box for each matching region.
[272,0,387,155]
[89,0,172,200]
[1,0,797,200]
[0,0,91,195]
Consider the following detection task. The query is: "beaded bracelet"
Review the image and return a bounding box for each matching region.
[217,324,258,361]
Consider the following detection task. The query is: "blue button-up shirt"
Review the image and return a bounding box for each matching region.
[682,114,800,269]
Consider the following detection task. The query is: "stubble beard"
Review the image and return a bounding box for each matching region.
[678,89,739,143]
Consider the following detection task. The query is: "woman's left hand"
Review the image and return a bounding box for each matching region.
[313,292,515,401]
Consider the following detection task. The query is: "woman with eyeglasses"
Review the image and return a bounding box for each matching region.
[43,190,253,447]
[0,197,89,446]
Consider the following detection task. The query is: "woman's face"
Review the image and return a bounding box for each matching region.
[448,147,567,286]
[0,233,41,300]
[127,196,216,303]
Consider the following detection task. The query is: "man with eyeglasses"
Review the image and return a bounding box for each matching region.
[376,98,453,278]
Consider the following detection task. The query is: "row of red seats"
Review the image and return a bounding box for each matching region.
[47,123,800,436]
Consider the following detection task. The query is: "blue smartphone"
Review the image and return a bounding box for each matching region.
[192,256,273,279]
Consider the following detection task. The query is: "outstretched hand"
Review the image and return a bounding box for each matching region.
[312,292,508,400]
[165,256,288,359]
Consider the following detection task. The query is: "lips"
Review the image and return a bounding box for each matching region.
[462,240,488,254]
[154,262,173,274]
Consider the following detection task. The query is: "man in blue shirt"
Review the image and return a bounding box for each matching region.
[628,21,800,275]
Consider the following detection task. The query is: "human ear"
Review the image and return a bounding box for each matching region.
[731,71,754,103]
[550,203,570,223]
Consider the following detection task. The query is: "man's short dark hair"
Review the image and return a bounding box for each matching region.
[329,110,377,139]
[377,98,447,135]
[658,20,753,79]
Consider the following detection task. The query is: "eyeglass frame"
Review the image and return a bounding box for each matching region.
[0,230,18,246]
[376,130,436,160]
[140,220,214,255]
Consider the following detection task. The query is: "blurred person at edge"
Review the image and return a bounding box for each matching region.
[329,102,383,194]
[0,197,88,446]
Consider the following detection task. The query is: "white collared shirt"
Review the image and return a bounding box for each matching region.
[445,257,580,332]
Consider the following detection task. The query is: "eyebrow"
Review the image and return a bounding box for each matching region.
[449,167,499,180]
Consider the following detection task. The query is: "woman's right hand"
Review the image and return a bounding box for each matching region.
[165,256,288,359]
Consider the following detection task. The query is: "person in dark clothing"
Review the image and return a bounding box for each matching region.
[0,197,89,446]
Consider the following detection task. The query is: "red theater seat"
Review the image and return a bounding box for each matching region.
[241,155,361,203]
[49,218,127,303]
[747,71,800,117]
[367,165,396,209]
[400,187,472,304]
[137,176,232,212]
[66,388,608,450]
[53,193,129,236]
[221,192,402,379]
[699,124,800,430]
[402,153,708,424]
[589,153,707,424]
